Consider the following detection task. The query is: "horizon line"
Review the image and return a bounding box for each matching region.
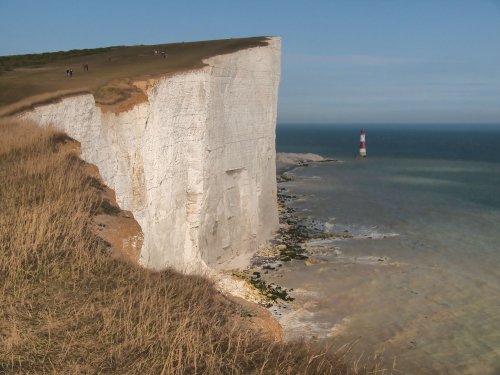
[277,122,500,126]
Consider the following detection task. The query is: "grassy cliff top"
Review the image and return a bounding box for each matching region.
[0,36,270,116]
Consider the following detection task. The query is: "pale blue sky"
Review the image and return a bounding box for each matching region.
[1,0,499,124]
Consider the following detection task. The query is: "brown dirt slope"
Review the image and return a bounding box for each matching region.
[0,36,270,116]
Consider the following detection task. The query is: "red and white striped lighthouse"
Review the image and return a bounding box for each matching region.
[359,128,367,158]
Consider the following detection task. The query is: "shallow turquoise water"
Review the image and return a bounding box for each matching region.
[272,124,500,374]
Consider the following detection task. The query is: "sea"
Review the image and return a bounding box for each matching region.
[268,123,500,374]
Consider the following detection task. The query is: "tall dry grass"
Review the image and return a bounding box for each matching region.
[0,120,385,374]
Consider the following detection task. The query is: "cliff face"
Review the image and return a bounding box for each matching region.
[23,37,281,272]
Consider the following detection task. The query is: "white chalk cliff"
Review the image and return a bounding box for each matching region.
[23,37,281,272]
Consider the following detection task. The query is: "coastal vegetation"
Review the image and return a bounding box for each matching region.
[0,120,383,374]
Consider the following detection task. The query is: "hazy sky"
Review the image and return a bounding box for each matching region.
[1,0,499,124]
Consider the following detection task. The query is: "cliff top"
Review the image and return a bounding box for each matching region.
[0,36,271,116]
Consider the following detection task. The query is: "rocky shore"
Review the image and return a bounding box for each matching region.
[226,153,347,315]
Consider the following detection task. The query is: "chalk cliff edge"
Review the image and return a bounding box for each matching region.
[23,37,281,273]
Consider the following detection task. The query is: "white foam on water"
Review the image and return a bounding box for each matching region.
[326,221,399,240]
[273,299,332,340]
[353,228,399,240]
[327,317,352,338]
[310,217,400,241]
[332,255,407,267]
[392,175,463,187]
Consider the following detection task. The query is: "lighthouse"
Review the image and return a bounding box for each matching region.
[359,128,367,158]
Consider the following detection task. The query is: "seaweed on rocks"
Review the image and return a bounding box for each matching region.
[249,272,295,308]
[231,270,295,308]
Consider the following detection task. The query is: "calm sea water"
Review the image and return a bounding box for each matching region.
[270,124,500,374]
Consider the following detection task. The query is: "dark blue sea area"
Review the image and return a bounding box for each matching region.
[277,123,500,163]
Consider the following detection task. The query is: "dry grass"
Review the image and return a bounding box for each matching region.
[0,120,385,374]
